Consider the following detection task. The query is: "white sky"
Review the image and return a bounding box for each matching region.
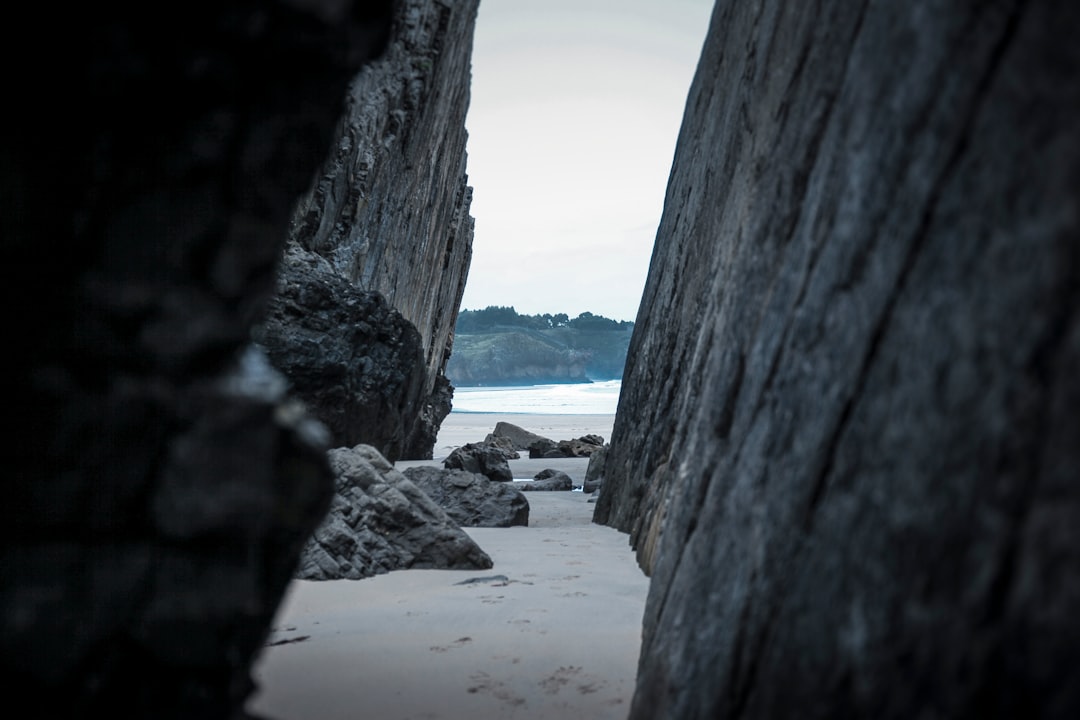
[460,0,715,322]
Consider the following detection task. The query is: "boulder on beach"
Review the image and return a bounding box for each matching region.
[517,469,574,492]
[444,442,514,482]
[480,433,521,459]
[529,436,606,459]
[298,445,493,580]
[403,466,530,527]
[488,421,553,450]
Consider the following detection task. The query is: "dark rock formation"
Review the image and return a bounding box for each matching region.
[298,446,493,579]
[517,469,574,492]
[596,2,1080,719]
[528,436,605,459]
[2,2,394,717]
[272,0,479,459]
[444,442,514,483]
[582,445,608,494]
[403,466,530,527]
[480,434,521,459]
[254,245,427,462]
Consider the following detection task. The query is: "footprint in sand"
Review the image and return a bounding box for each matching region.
[429,636,473,653]
[466,672,526,707]
[539,666,608,696]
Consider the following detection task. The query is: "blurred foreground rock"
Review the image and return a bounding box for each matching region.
[2,2,395,717]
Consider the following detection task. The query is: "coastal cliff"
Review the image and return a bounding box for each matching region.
[258,0,477,459]
[596,2,1080,718]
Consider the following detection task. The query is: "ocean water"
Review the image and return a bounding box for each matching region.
[450,379,621,415]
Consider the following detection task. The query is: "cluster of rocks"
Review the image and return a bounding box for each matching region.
[298,445,494,580]
[485,420,606,459]
[300,419,616,580]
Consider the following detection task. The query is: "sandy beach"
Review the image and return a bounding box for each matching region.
[247,413,645,720]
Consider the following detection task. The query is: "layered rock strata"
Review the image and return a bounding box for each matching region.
[298,446,493,580]
[271,0,479,459]
[595,1,1080,718]
[1,2,394,717]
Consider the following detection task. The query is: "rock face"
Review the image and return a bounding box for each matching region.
[2,2,394,717]
[254,245,428,462]
[298,446,493,579]
[595,2,1080,719]
[271,0,479,459]
[403,466,530,528]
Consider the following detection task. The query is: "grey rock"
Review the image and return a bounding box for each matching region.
[2,2,395,716]
[557,437,604,458]
[582,445,609,494]
[281,0,481,460]
[444,442,514,482]
[518,469,573,492]
[298,446,493,580]
[481,434,521,459]
[595,2,1080,719]
[489,421,553,451]
[528,437,604,459]
[403,466,529,527]
[528,438,560,459]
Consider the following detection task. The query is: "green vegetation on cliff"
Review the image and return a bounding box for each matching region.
[446,306,634,386]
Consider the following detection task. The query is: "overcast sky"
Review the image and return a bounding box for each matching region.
[459,0,715,322]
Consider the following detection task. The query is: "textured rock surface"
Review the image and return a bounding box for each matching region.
[403,466,530,528]
[1,2,394,717]
[275,0,479,459]
[254,244,427,462]
[517,469,574,492]
[594,2,1080,718]
[298,446,493,579]
[443,442,514,483]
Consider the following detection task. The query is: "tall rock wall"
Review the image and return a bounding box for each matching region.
[266,0,478,459]
[596,1,1080,718]
[1,1,393,717]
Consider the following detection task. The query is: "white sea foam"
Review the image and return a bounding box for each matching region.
[450,379,621,415]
